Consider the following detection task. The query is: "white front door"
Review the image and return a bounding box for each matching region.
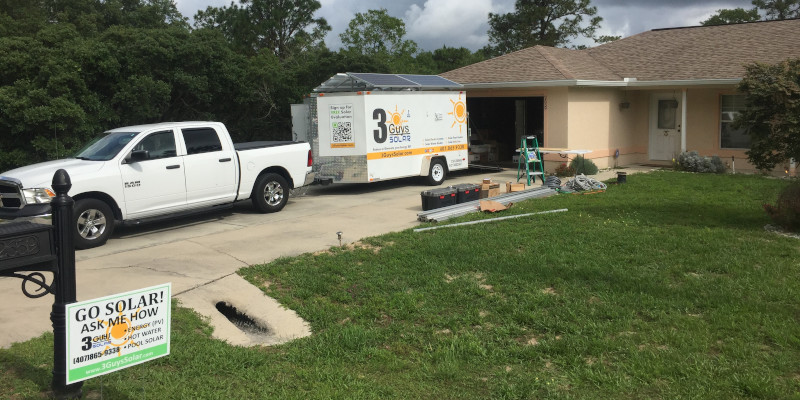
[120,129,187,218]
[649,94,682,161]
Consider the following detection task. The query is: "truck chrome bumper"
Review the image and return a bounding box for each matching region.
[303,171,316,186]
[0,204,52,220]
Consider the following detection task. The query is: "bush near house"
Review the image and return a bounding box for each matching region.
[736,58,800,172]
[553,162,575,177]
[677,151,726,173]
[569,155,599,175]
[764,181,800,232]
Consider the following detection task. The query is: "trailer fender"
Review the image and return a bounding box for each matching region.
[420,155,447,176]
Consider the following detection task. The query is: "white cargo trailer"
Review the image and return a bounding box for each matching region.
[291,73,469,185]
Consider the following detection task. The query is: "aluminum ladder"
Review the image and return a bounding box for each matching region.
[517,136,544,185]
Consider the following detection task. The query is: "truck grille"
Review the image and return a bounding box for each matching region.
[0,179,24,209]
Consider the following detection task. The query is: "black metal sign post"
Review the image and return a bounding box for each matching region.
[0,169,82,399]
[50,169,83,399]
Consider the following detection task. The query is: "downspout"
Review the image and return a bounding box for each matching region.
[681,89,687,153]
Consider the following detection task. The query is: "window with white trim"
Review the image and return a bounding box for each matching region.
[720,95,749,149]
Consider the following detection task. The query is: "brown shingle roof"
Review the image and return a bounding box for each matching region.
[440,46,569,84]
[441,19,800,84]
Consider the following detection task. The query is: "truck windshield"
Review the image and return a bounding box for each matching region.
[73,132,140,161]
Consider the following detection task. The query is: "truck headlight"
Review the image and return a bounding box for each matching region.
[22,187,56,204]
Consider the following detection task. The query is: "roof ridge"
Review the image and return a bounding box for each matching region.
[578,47,622,80]
[440,46,542,77]
[650,16,800,32]
[537,46,575,80]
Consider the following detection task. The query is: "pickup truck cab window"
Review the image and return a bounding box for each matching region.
[75,132,139,161]
[133,130,177,160]
[182,128,223,154]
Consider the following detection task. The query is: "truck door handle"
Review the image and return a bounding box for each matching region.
[219,158,232,162]
[166,165,180,170]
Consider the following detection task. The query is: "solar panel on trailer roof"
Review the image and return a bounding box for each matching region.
[349,73,419,87]
[398,74,461,87]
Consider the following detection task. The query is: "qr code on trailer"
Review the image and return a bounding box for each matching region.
[331,122,353,143]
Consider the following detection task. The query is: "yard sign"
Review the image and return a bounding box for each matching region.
[65,283,171,384]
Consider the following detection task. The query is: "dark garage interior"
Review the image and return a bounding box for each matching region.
[466,97,545,166]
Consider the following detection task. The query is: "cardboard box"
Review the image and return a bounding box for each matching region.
[482,178,493,185]
[480,200,510,212]
[480,183,500,199]
[506,182,526,193]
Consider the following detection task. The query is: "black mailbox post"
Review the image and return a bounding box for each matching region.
[0,169,83,399]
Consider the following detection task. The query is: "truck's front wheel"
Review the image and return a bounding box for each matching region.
[252,173,289,213]
[74,198,115,249]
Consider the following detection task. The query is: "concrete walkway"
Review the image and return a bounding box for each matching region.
[0,165,656,348]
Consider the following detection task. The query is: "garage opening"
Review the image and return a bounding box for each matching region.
[467,97,545,167]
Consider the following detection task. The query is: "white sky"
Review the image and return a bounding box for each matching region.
[175,0,754,51]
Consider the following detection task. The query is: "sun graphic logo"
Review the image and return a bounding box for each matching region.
[449,94,467,132]
[100,308,140,355]
[387,105,408,132]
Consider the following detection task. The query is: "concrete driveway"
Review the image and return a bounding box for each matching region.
[0,168,521,347]
[0,166,651,347]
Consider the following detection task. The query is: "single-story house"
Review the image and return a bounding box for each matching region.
[441,18,800,173]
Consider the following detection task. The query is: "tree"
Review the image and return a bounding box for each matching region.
[194,0,330,59]
[0,0,300,170]
[415,46,485,74]
[485,0,603,55]
[595,35,621,44]
[703,0,799,25]
[339,9,418,58]
[701,7,761,26]
[735,58,800,171]
[752,0,800,19]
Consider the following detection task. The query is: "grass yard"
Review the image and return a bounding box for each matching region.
[2,171,799,399]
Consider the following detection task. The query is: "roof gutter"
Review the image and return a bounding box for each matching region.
[461,78,741,90]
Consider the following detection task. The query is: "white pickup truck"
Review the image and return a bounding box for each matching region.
[0,121,313,249]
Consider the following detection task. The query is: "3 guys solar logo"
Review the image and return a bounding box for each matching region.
[372,105,411,144]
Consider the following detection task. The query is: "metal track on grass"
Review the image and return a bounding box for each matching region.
[417,186,557,222]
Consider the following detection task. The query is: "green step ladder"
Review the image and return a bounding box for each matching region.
[517,136,545,185]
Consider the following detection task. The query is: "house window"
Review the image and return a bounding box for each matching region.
[720,95,749,149]
[657,100,677,129]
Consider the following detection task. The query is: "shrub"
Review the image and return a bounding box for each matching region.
[554,163,575,177]
[763,182,800,232]
[569,155,599,175]
[677,151,726,173]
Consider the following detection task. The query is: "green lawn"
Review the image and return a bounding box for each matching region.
[2,171,799,399]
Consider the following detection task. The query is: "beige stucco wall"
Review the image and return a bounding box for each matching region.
[630,87,756,172]
[564,87,646,169]
[465,84,768,174]
[566,86,758,172]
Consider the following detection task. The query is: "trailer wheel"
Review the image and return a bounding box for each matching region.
[252,173,289,213]
[427,159,447,186]
[74,198,115,249]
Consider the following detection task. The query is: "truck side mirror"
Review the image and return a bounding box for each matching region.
[126,149,149,163]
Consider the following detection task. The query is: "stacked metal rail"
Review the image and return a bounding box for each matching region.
[417,186,557,222]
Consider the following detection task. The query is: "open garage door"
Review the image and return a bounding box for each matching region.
[467,97,545,168]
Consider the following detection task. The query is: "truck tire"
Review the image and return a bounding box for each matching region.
[252,173,289,213]
[74,198,115,249]
[427,159,447,186]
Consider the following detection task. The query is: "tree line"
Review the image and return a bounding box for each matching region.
[2,0,796,171]
[0,0,618,170]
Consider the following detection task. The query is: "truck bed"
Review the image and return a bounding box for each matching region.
[234,141,301,151]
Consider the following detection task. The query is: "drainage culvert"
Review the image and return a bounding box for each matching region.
[215,301,272,341]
